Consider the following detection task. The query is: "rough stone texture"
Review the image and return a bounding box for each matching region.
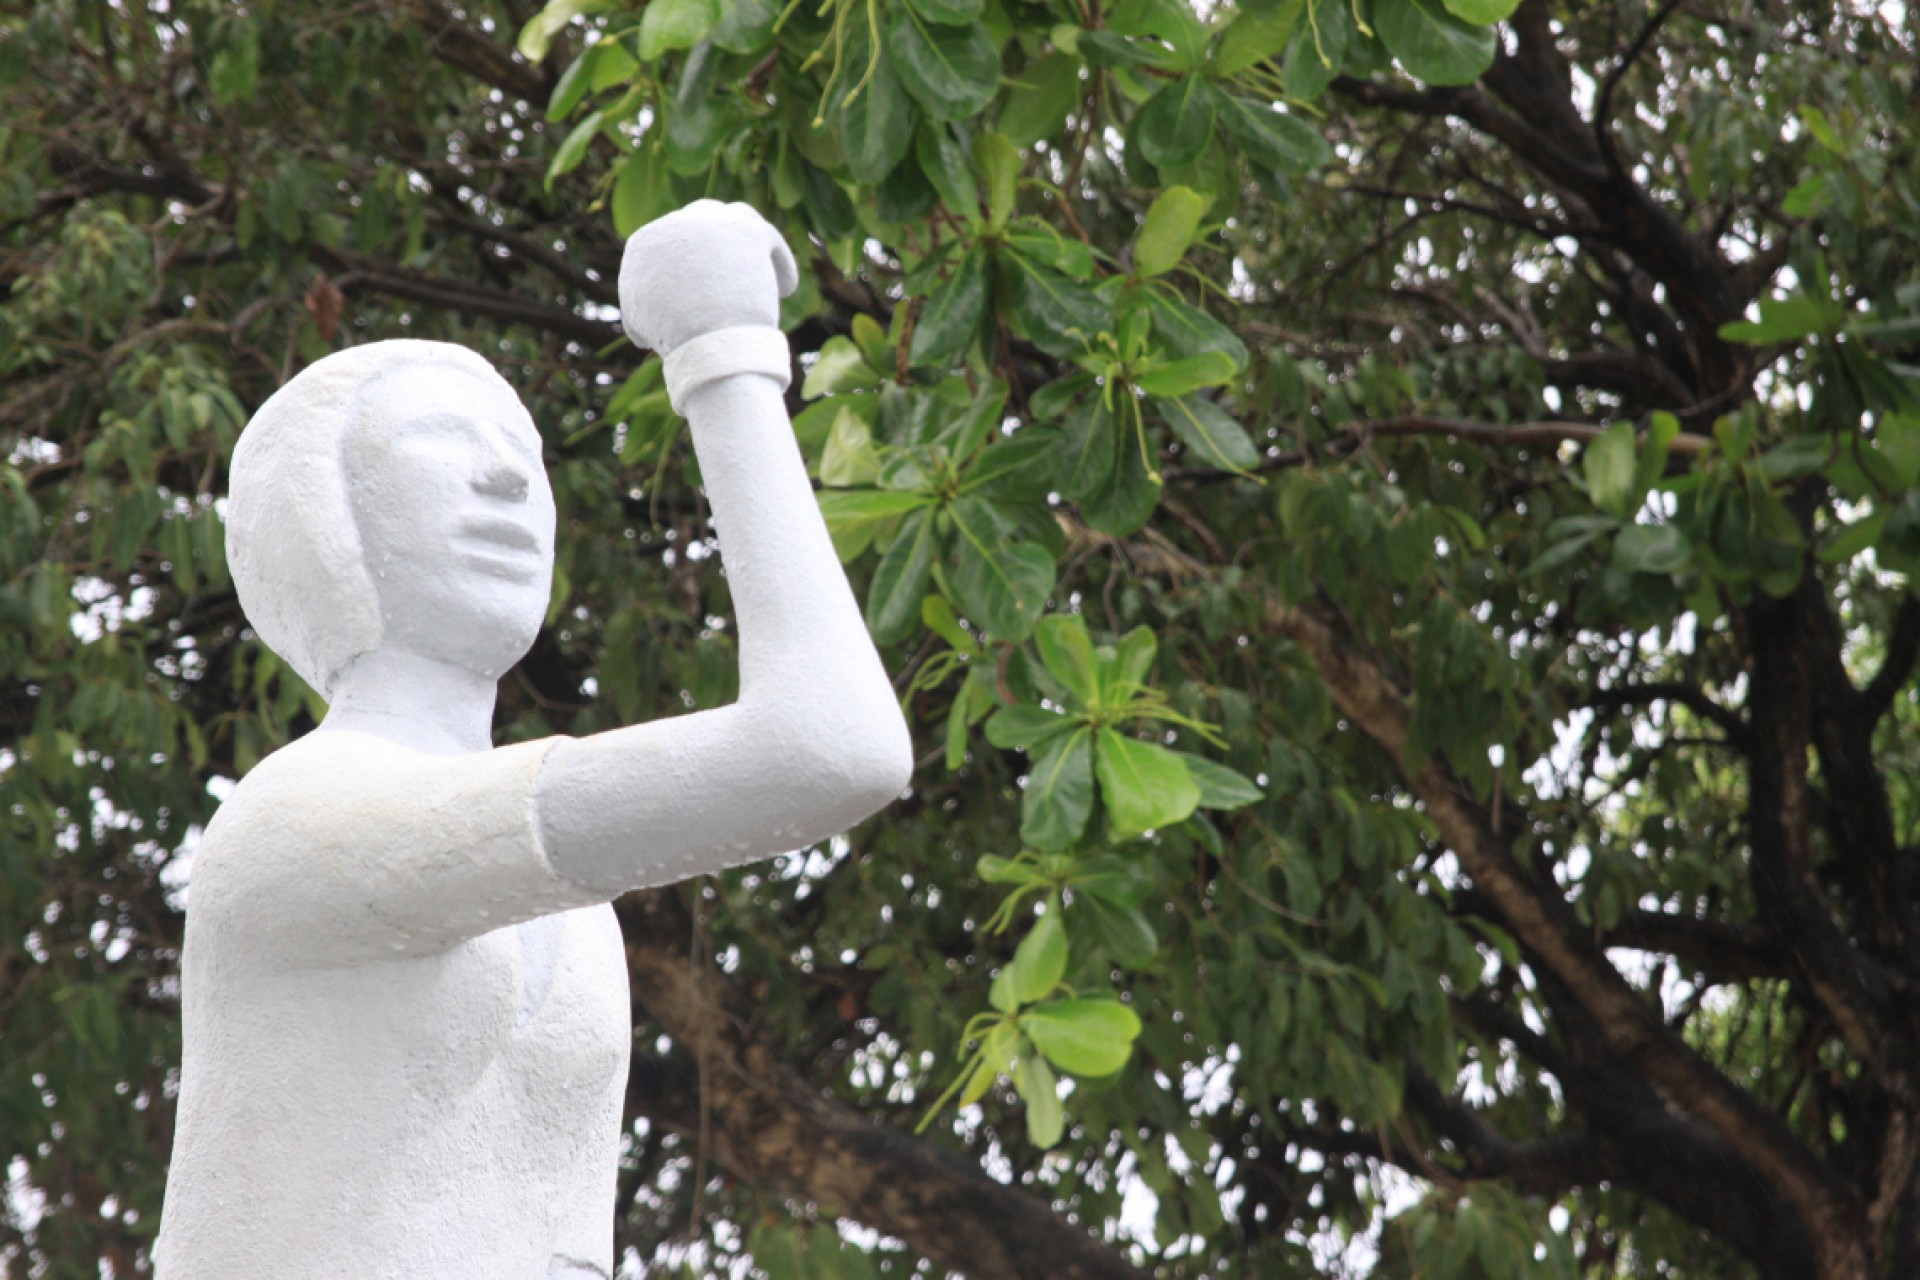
[156,201,913,1278]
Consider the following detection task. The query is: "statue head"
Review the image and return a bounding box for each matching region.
[226,340,556,699]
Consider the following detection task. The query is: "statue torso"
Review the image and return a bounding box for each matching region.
[155,732,630,1280]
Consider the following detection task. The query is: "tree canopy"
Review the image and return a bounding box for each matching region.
[4,0,1919,1277]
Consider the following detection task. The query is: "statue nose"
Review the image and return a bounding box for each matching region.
[475,458,529,503]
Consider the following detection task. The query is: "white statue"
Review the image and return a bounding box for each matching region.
[153,202,914,1279]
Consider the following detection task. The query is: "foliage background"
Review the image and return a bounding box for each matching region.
[3,0,1919,1277]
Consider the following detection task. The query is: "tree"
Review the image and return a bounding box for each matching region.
[3,0,1918,1276]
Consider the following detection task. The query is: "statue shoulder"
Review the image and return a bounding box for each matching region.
[191,733,421,881]
[194,731,565,887]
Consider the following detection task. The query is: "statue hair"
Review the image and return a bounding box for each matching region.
[225,339,519,698]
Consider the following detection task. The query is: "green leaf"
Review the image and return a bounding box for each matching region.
[750,1223,807,1280]
[989,965,1020,1014]
[979,854,1045,885]
[801,163,858,238]
[210,26,260,107]
[1375,0,1498,86]
[820,408,884,487]
[832,31,915,184]
[665,43,729,170]
[1134,353,1238,398]
[803,337,883,399]
[1006,263,1108,358]
[908,0,985,24]
[1136,76,1219,169]
[1133,185,1208,279]
[1004,219,1095,279]
[1095,730,1201,838]
[818,488,932,524]
[1634,410,1680,496]
[1718,296,1838,345]
[611,144,672,236]
[890,13,1000,121]
[518,0,591,63]
[1081,895,1158,968]
[1141,290,1250,368]
[1077,29,1161,69]
[546,108,606,186]
[1015,1051,1064,1147]
[976,132,1021,228]
[1583,422,1639,517]
[1819,508,1886,564]
[963,437,1057,510]
[1880,414,1920,486]
[1073,853,1155,909]
[1281,0,1351,100]
[1006,907,1068,1004]
[1798,104,1843,151]
[877,154,942,223]
[1160,396,1260,471]
[1000,51,1081,148]
[1782,174,1831,219]
[940,380,1009,459]
[986,704,1076,750]
[711,0,780,52]
[1056,398,1161,536]
[1213,0,1304,76]
[1034,613,1100,709]
[947,498,1057,640]
[1441,0,1520,21]
[1177,753,1264,809]
[1217,95,1333,173]
[1103,626,1157,700]
[915,122,979,222]
[1022,998,1142,1076]
[1022,726,1095,849]
[1524,519,1615,576]
[879,451,933,495]
[960,1021,1018,1105]
[952,680,986,768]
[547,44,600,122]
[910,248,987,367]
[925,594,981,654]
[1610,522,1690,575]
[1756,434,1834,480]
[1107,1,1209,68]
[867,509,939,643]
[638,0,718,61]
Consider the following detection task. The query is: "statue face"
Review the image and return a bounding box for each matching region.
[342,366,556,680]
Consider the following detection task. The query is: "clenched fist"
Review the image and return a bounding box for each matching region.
[618,200,799,355]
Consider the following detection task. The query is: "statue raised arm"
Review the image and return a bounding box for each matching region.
[154,201,913,1280]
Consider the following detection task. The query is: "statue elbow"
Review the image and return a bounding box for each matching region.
[791,700,912,823]
[832,704,915,815]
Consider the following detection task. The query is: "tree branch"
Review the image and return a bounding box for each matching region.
[1592,0,1687,175]
[407,0,552,104]
[1338,0,1757,404]
[1742,580,1920,1088]
[1582,680,1750,751]
[1260,598,1865,1263]
[1164,414,1708,484]
[1452,994,1816,1277]
[1603,908,1787,983]
[1860,593,1920,723]
[313,245,623,350]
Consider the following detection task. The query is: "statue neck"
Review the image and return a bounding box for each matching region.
[320,648,498,756]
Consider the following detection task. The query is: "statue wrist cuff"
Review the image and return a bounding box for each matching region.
[662,326,791,411]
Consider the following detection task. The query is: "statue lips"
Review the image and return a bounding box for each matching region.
[457,516,544,582]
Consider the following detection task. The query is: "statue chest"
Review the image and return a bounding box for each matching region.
[424,902,630,1103]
